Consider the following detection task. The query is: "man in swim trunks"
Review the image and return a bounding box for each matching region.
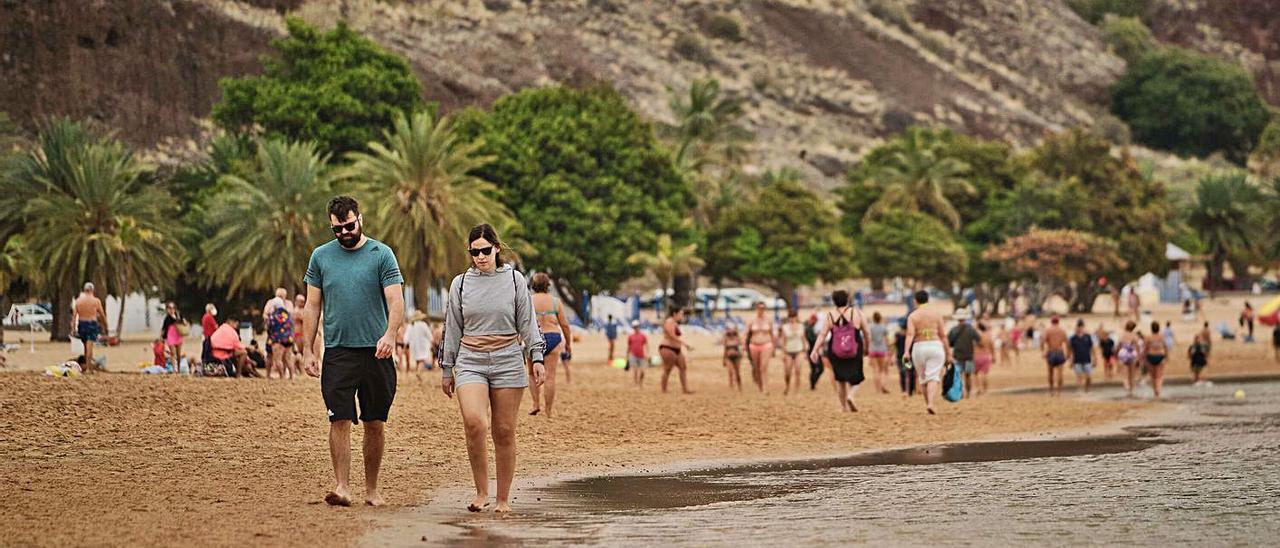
[71,282,108,373]
[902,290,952,415]
[1068,320,1096,393]
[1042,316,1069,396]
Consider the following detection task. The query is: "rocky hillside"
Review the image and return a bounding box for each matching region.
[0,0,1273,187]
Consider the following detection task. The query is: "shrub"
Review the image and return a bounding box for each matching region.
[866,0,911,29]
[1101,15,1157,63]
[1067,0,1151,25]
[704,14,744,42]
[1112,47,1270,164]
[674,33,712,64]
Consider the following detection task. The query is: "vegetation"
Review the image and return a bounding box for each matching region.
[1112,47,1270,164]
[1100,15,1157,64]
[673,33,713,64]
[703,14,744,42]
[983,229,1125,312]
[627,234,704,310]
[342,110,511,310]
[213,18,424,156]
[1066,0,1151,25]
[1188,172,1263,290]
[858,210,967,290]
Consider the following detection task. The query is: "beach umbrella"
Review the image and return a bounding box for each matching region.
[1258,296,1280,326]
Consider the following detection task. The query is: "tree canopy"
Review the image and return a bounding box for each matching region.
[857,209,967,290]
[213,17,424,156]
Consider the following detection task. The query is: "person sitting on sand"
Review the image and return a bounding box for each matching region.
[210,315,259,378]
[902,290,951,414]
[1041,317,1069,397]
[72,282,108,373]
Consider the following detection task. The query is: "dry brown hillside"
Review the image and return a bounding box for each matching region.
[0,0,1270,186]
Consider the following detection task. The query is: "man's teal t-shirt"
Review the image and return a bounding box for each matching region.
[304,238,404,348]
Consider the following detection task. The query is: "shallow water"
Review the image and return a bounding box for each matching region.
[381,380,1280,547]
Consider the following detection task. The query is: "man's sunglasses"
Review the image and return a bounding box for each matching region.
[469,246,494,257]
[331,220,358,234]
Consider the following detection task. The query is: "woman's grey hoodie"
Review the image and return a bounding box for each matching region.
[440,264,546,377]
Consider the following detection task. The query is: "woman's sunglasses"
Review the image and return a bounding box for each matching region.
[331,220,358,234]
[469,246,494,257]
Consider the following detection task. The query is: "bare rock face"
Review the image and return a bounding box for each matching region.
[1147,0,1280,105]
[0,0,274,147]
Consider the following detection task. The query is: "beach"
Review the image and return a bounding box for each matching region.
[1,296,1277,546]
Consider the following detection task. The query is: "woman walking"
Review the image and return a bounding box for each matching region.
[1116,321,1143,397]
[804,313,824,390]
[867,312,891,394]
[809,290,869,412]
[722,325,744,391]
[440,224,546,513]
[160,301,188,371]
[780,310,808,395]
[745,302,778,394]
[659,308,693,394]
[973,321,994,396]
[528,273,572,417]
[1144,321,1168,399]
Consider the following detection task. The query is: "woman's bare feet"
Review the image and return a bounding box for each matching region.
[467,494,489,512]
[529,408,540,416]
[364,490,385,507]
[324,489,352,507]
[494,502,512,514]
[927,407,936,415]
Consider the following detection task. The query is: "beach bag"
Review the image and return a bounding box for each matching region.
[943,363,964,402]
[830,309,860,359]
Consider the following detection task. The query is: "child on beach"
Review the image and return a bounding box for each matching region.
[151,338,166,368]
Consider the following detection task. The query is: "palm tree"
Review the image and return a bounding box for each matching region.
[664,78,752,173]
[863,128,973,229]
[627,234,705,310]
[341,110,513,310]
[0,118,185,340]
[1189,172,1260,291]
[0,235,26,345]
[200,138,335,296]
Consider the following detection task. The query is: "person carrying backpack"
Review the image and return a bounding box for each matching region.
[809,289,869,412]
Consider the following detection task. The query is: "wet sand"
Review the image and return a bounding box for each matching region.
[1,296,1277,546]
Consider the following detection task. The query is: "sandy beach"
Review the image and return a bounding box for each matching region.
[2,295,1277,546]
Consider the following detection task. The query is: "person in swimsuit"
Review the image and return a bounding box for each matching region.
[1041,316,1069,396]
[71,282,108,373]
[804,313,823,390]
[780,309,808,396]
[1241,302,1256,343]
[659,308,693,394]
[811,290,869,412]
[721,325,744,392]
[1144,321,1168,398]
[973,321,994,396]
[902,290,951,414]
[745,301,778,394]
[160,301,188,372]
[1115,321,1143,397]
[528,273,572,417]
[867,312,891,394]
[263,287,297,380]
[1097,324,1116,380]
[1189,324,1211,385]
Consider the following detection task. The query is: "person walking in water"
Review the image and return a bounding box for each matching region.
[867,312,891,394]
[658,308,694,394]
[1116,321,1143,397]
[1041,316,1069,396]
[1068,319,1096,393]
[301,196,405,507]
[902,290,951,414]
[1189,323,1211,386]
[528,273,572,417]
[439,224,545,513]
[71,282,108,373]
[745,301,778,394]
[809,290,869,412]
[780,309,808,395]
[1145,321,1169,398]
[721,324,744,391]
[626,320,649,388]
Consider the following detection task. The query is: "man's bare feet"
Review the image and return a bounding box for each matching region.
[494,502,512,514]
[325,489,352,507]
[926,407,936,415]
[365,491,385,507]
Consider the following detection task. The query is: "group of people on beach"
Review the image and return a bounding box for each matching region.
[1036,316,1215,399]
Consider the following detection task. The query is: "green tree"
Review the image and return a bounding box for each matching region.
[342,110,512,309]
[213,17,424,156]
[706,178,854,305]
[854,127,974,229]
[1026,128,1169,311]
[199,138,336,296]
[1250,117,1280,178]
[1188,172,1262,290]
[626,234,704,310]
[456,86,694,316]
[1112,48,1270,164]
[857,210,967,291]
[1101,15,1157,64]
[983,229,1126,312]
[0,235,28,345]
[0,119,185,340]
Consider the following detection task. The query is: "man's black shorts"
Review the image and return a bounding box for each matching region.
[321,346,396,424]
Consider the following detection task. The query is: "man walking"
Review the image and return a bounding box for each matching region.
[71,282,108,373]
[1068,319,1096,393]
[1042,316,1070,396]
[263,288,296,379]
[947,309,979,399]
[301,196,404,507]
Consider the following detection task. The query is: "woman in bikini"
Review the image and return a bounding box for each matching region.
[867,311,891,394]
[809,290,869,412]
[721,325,744,391]
[903,290,952,415]
[1096,324,1116,380]
[528,273,573,417]
[744,302,778,394]
[1144,321,1168,398]
[1116,320,1143,397]
[659,308,693,394]
[973,321,994,396]
[779,309,808,395]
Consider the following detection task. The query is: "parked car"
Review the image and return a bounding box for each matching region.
[6,303,54,330]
